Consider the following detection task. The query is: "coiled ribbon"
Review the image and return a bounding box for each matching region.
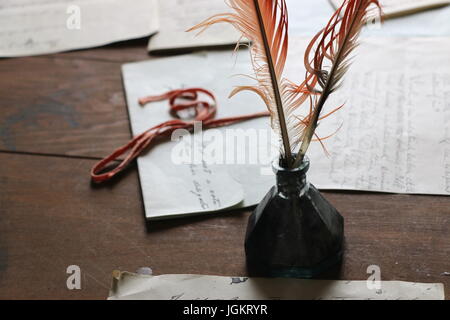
[91,88,269,183]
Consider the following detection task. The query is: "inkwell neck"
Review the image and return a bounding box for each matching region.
[273,156,310,196]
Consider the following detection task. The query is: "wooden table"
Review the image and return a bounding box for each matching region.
[0,38,449,300]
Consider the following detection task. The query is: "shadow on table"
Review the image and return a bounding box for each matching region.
[144,206,250,234]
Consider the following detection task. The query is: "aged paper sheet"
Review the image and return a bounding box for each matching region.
[0,0,158,57]
[108,273,445,300]
[123,50,274,220]
[123,37,450,220]
[288,37,450,195]
[149,0,450,54]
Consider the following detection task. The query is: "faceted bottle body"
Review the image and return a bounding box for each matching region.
[245,158,344,278]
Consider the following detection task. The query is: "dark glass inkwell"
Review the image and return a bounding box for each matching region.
[245,156,344,278]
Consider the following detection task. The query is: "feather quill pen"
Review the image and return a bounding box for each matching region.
[293,0,382,167]
[189,0,382,168]
[188,0,307,167]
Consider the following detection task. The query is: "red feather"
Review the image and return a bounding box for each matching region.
[189,0,305,165]
[294,0,382,166]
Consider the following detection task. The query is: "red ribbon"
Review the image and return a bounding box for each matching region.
[91,88,269,183]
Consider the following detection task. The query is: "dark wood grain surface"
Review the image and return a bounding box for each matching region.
[0,40,449,300]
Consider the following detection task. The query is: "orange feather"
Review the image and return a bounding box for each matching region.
[188,0,382,168]
[294,0,382,167]
[188,0,311,166]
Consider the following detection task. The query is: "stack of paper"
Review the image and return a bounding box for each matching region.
[123,37,450,220]
[3,0,450,57]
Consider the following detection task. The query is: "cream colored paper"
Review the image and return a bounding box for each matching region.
[108,272,445,300]
[147,0,241,53]
[288,37,450,196]
[330,0,450,18]
[0,0,158,57]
